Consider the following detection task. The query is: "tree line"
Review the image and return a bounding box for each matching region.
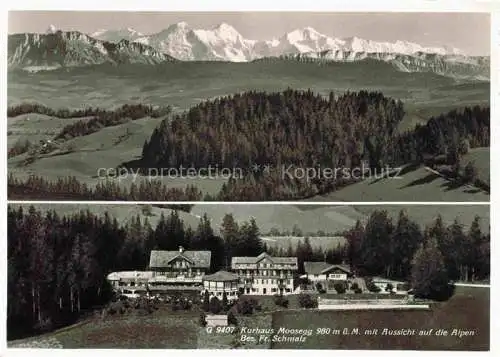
[53,104,172,141]
[7,102,171,120]
[343,210,490,299]
[8,174,200,210]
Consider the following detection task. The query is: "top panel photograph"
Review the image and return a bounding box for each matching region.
[7,11,490,202]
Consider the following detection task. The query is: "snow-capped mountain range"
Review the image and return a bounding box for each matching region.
[93,22,468,61]
[7,23,489,80]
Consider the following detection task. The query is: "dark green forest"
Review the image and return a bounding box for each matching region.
[139,89,489,200]
[8,205,489,340]
[8,174,200,209]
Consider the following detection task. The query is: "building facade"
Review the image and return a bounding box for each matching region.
[106,271,153,293]
[302,262,353,292]
[232,252,297,295]
[202,271,240,301]
[148,246,211,293]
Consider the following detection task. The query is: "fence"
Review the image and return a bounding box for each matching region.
[317,297,429,310]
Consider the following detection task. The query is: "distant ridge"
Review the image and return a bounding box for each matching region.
[8,30,176,72]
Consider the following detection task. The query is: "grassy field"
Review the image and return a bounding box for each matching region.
[9,286,488,350]
[191,204,365,236]
[310,164,489,203]
[8,115,226,196]
[192,203,489,238]
[8,61,489,113]
[261,235,346,251]
[271,286,490,350]
[7,114,95,149]
[461,147,490,185]
[9,309,199,348]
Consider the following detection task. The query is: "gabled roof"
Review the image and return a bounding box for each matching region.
[203,270,240,282]
[149,250,211,268]
[304,262,352,275]
[231,252,297,267]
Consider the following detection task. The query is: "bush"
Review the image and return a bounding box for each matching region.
[351,282,359,291]
[141,205,153,216]
[236,300,254,315]
[227,311,238,326]
[398,282,411,291]
[274,295,289,308]
[365,278,382,293]
[354,287,362,294]
[315,282,327,294]
[209,297,223,314]
[202,290,210,312]
[199,313,207,327]
[385,283,394,293]
[106,301,127,316]
[298,294,317,309]
[334,282,346,294]
[222,291,229,311]
[464,161,478,184]
[179,298,192,310]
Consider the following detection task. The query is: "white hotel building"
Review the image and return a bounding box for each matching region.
[231,252,298,295]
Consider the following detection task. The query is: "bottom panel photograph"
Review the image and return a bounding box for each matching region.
[7,203,490,350]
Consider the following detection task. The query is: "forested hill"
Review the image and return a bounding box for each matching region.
[137,89,489,200]
[141,89,489,172]
[141,89,405,170]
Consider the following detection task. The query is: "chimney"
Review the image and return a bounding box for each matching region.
[179,246,184,254]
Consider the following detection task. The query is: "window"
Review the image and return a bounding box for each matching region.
[285,288,291,293]
[271,288,277,293]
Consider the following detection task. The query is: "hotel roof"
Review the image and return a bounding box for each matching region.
[149,250,211,269]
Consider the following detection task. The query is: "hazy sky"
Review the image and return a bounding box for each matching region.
[9,11,490,55]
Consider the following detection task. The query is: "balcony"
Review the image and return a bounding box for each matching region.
[149,274,203,284]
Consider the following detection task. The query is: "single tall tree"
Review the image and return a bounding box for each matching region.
[411,229,451,301]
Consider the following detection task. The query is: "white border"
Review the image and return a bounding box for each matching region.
[1,1,497,357]
[4,0,499,12]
